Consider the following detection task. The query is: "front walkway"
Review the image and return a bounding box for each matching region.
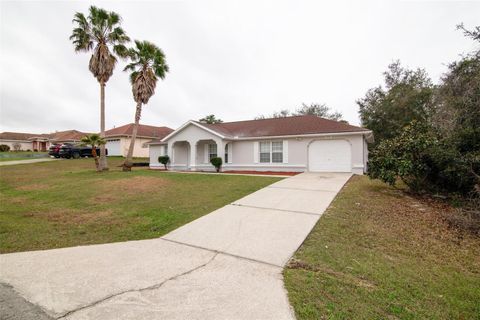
[0,172,351,320]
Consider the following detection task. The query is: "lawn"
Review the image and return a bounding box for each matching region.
[0,151,48,162]
[284,176,480,320]
[0,158,281,253]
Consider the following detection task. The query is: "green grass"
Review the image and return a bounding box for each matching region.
[284,176,480,320]
[0,151,48,161]
[0,158,281,253]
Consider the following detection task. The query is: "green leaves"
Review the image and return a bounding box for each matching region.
[80,134,106,147]
[70,6,130,82]
[123,40,169,104]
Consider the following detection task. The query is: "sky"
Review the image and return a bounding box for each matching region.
[0,0,478,134]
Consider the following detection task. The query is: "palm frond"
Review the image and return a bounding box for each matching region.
[124,40,169,103]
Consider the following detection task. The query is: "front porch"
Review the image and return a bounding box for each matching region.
[168,139,232,171]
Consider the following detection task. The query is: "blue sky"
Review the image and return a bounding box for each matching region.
[0,0,478,133]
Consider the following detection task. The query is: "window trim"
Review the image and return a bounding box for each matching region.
[259,140,283,164]
[208,143,217,161]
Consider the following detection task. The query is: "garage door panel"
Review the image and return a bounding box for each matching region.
[308,140,351,172]
[106,140,121,156]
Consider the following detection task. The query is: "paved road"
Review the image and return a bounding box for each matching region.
[0,158,59,166]
[0,172,351,319]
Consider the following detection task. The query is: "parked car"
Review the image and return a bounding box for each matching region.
[58,144,107,159]
[48,143,69,158]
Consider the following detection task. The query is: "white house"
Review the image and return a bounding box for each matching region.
[105,124,173,158]
[149,115,373,174]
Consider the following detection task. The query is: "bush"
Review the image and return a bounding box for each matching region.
[33,149,38,152]
[210,157,223,172]
[12,143,21,152]
[158,155,169,170]
[368,121,479,195]
[0,144,10,152]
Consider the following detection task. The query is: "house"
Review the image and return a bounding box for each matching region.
[105,123,173,158]
[0,130,89,151]
[149,115,373,174]
[50,130,90,145]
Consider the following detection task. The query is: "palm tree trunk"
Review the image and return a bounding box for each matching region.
[122,102,142,172]
[99,82,108,171]
[92,147,100,171]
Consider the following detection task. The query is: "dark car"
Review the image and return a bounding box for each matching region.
[48,143,71,158]
[59,144,107,159]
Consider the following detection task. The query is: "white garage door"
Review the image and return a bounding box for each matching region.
[308,140,351,172]
[106,139,121,156]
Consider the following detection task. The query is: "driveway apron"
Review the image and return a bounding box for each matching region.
[0,172,351,319]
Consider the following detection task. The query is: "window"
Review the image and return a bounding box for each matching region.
[259,141,283,163]
[225,144,229,163]
[164,145,168,156]
[208,143,217,160]
[272,141,283,163]
[259,141,271,163]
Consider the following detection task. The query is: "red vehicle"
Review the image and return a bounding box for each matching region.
[48,143,70,158]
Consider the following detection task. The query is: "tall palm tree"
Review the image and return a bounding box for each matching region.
[80,134,106,171]
[122,40,169,171]
[70,6,130,171]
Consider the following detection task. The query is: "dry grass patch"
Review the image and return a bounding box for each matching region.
[16,184,49,191]
[24,209,115,225]
[91,176,170,203]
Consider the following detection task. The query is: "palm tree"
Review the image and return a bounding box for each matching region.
[70,6,130,171]
[122,40,169,171]
[80,134,106,171]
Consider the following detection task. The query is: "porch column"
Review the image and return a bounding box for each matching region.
[168,141,175,167]
[189,140,197,171]
[215,139,224,172]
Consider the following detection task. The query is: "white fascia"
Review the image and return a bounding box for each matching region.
[160,120,226,142]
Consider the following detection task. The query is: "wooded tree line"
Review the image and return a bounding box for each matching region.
[359,24,479,200]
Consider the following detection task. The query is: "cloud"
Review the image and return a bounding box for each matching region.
[1,0,478,133]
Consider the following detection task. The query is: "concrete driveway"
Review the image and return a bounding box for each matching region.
[0,172,351,320]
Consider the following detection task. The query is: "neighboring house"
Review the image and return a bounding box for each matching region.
[105,123,173,158]
[0,130,89,151]
[149,115,373,174]
[50,130,90,145]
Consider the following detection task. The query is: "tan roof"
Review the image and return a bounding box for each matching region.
[196,115,369,138]
[0,130,89,142]
[50,130,90,142]
[105,123,173,139]
[0,132,47,141]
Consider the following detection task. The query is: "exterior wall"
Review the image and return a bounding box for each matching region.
[223,135,366,174]
[149,123,368,174]
[105,136,151,157]
[149,145,163,167]
[0,140,33,151]
[120,137,151,158]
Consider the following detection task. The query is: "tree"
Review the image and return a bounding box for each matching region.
[122,40,169,171]
[357,61,434,145]
[0,144,10,152]
[199,115,223,124]
[457,23,480,42]
[70,6,130,171]
[12,143,21,152]
[210,157,223,172]
[80,134,106,171]
[255,103,342,120]
[294,103,342,121]
[158,155,169,170]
